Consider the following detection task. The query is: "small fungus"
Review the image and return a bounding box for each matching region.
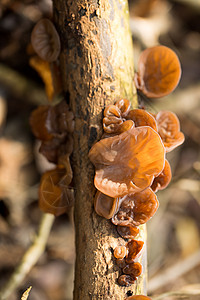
[103,99,132,134]
[126,296,152,300]
[29,105,56,141]
[156,110,185,152]
[117,225,139,239]
[39,167,74,216]
[89,126,165,198]
[126,240,144,263]
[39,135,73,164]
[31,18,61,62]
[113,245,128,259]
[135,45,181,98]
[30,100,74,164]
[94,191,122,219]
[103,105,123,134]
[151,159,172,192]
[115,99,131,118]
[118,274,136,287]
[126,109,157,131]
[123,262,142,277]
[112,188,159,227]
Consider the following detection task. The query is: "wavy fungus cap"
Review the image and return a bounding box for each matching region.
[89,126,165,198]
[31,18,61,62]
[39,167,74,216]
[156,111,185,152]
[126,109,157,131]
[117,225,139,239]
[112,188,159,227]
[94,191,122,219]
[151,159,172,192]
[135,45,181,98]
[30,105,56,141]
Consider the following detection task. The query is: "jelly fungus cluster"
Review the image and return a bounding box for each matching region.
[29,18,61,101]
[89,98,184,286]
[30,100,74,216]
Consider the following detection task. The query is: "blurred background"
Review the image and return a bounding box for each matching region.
[0,0,199,299]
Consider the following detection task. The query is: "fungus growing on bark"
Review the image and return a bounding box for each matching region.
[31,18,61,62]
[103,99,132,134]
[118,274,136,287]
[123,262,142,278]
[39,135,73,164]
[29,105,56,141]
[126,109,157,131]
[115,98,131,118]
[94,191,122,219]
[39,167,74,216]
[113,245,128,259]
[135,45,181,98]
[103,105,123,134]
[112,188,159,227]
[117,225,139,239]
[89,126,165,198]
[126,240,144,263]
[151,159,172,192]
[30,100,74,164]
[156,110,185,152]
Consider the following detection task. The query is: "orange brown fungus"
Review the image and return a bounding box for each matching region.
[88,98,184,288]
[94,191,122,219]
[123,262,142,278]
[117,225,139,240]
[31,18,61,62]
[114,239,144,285]
[30,100,74,164]
[126,296,152,300]
[29,56,62,101]
[31,101,74,217]
[126,240,144,263]
[114,246,128,259]
[151,159,172,192]
[135,45,181,98]
[103,99,132,134]
[115,99,131,118]
[112,188,159,227]
[29,105,56,141]
[156,111,185,152]
[89,126,165,198]
[126,109,157,131]
[39,166,74,216]
[118,274,136,287]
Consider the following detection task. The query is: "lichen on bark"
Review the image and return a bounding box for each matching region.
[53,0,145,299]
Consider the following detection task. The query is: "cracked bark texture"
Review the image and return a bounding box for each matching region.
[53,0,146,299]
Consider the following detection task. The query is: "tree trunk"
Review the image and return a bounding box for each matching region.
[53,0,146,299]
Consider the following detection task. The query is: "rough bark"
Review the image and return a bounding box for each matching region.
[53,0,146,299]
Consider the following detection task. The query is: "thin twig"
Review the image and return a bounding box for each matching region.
[0,213,55,300]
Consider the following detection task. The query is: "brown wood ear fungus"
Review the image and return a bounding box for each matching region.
[89,98,184,288]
